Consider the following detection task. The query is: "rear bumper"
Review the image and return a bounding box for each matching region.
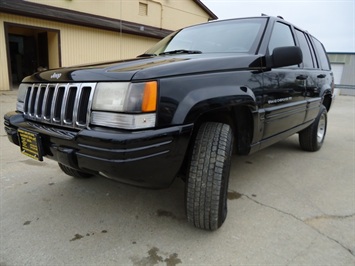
[4,112,193,188]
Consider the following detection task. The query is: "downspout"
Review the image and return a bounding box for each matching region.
[147,0,163,29]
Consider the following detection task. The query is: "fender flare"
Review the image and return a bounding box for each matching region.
[171,86,257,124]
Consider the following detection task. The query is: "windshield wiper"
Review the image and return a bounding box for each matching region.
[159,49,202,55]
[137,53,157,58]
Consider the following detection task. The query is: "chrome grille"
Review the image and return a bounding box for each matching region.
[23,83,96,129]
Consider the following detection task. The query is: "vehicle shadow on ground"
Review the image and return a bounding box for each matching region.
[25,135,302,233]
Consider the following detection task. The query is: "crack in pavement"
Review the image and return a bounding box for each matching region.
[305,213,355,222]
[241,193,355,257]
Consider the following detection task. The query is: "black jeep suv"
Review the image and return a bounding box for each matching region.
[4,16,334,230]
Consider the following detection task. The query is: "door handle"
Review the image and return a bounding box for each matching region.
[317,74,326,78]
[296,75,308,80]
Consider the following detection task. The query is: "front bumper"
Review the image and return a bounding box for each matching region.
[4,111,193,188]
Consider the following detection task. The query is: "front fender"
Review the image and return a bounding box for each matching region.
[156,71,263,127]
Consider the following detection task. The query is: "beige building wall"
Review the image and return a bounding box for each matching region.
[1,13,158,65]
[1,0,214,90]
[0,20,8,90]
[0,13,158,90]
[47,31,60,69]
[161,0,212,29]
[26,0,211,30]
[58,23,157,65]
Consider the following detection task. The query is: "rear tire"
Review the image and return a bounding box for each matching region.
[299,105,327,152]
[185,122,233,230]
[58,163,93,178]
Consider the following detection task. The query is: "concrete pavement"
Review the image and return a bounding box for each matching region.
[1,90,354,265]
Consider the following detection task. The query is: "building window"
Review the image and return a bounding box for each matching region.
[139,2,148,16]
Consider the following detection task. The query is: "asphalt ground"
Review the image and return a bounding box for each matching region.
[1,90,354,265]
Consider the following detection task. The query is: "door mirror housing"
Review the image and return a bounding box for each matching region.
[267,46,303,68]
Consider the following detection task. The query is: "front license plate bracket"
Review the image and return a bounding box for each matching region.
[18,129,43,161]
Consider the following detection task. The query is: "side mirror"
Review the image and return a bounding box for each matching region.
[267,46,303,68]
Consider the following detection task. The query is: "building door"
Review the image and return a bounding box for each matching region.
[5,23,60,88]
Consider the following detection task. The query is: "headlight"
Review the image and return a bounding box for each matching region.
[16,83,30,112]
[91,81,158,129]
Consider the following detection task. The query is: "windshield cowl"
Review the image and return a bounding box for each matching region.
[159,49,202,56]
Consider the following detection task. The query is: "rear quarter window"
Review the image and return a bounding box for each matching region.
[295,29,314,68]
[312,37,331,70]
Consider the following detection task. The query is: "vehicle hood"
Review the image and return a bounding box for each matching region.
[23,53,262,83]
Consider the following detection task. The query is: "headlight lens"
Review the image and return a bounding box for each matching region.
[92,81,157,113]
[91,81,158,129]
[92,82,129,112]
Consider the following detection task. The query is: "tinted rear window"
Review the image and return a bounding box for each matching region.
[312,37,331,70]
[295,29,314,68]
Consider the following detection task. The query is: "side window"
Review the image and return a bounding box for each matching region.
[312,37,331,70]
[295,29,314,68]
[268,22,295,53]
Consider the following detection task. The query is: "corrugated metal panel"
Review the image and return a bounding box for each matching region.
[329,54,355,87]
[328,54,351,64]
[328,53,355,92]
[330,63,344,84]
[341,55,355,86]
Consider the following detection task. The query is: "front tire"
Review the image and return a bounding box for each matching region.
[299,105,327,152]
[185,122,234,230]
[58,163,93,178]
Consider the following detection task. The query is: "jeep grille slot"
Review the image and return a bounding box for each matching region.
[64,86,77,124]
[53,86,65,123]
[77,87,92,126]
[23,83,96,129]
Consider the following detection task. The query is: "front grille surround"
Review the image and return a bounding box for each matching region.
[23,83,96,129]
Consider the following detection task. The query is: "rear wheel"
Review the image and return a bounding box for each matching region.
[299,105,327,152]
[58,163,93,178]
[185,122,234,230]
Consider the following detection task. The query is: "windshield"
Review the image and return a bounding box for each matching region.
[144,18,267,56]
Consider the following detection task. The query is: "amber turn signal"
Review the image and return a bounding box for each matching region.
[142,81,157,112]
